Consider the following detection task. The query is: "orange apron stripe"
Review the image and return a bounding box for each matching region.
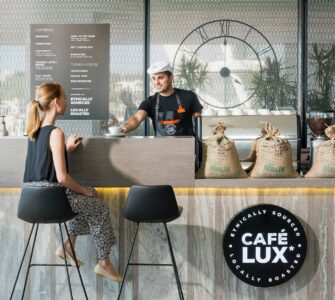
[161,119,181,125]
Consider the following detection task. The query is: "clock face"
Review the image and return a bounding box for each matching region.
[172,20,277,110]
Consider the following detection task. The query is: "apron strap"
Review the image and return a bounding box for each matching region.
[175,93,182,108]
[155,93,160,128]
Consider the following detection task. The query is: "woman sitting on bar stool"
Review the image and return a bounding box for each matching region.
[23,82,122,282]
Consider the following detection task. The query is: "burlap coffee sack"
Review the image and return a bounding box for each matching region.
[242,127,267,172]
[305,125,335,177]
[196,122,247,178]
[242,128,266,162]
[250,123,299,178]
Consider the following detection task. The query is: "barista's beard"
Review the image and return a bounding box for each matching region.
[158,85,174,95]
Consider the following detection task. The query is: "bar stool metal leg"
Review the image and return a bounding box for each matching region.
[118,223,140,300]
[10,223,36,300]
[59,223,73,300]
[164,223,184,300]
[21,223,39,300]
[64,223,88,300]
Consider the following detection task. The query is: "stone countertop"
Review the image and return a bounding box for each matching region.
[0,137,333,188]
[195,177,335,188]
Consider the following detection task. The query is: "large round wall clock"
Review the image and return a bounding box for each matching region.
[172,19,277,110]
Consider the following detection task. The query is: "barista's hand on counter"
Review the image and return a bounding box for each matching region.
[121,110,147,135]
[66,134,83,152]
[121,126,128,134]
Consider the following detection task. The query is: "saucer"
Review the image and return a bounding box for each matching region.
[105,133,125,137]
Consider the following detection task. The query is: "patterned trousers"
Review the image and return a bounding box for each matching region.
[25,182,116,261]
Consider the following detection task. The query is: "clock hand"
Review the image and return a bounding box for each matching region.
[230,74,241,85]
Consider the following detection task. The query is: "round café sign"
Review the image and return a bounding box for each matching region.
[223,204,307,287]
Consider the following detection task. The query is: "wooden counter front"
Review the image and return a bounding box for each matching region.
[1,187,335,299]
[1,136,335,299]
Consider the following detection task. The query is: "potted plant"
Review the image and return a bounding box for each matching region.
[173,54,208,90]
[250,57,297,111]
[307,43,335,111]
[306,44,335,141]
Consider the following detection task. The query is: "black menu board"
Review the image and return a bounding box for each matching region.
[31,24,110,120]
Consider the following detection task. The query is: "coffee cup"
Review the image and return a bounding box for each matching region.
[108,126,122,135]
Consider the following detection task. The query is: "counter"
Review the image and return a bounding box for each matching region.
[1,137,334,299]
[0,137,333,188]
[0,137,195,187]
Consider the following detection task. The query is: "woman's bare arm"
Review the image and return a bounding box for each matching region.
[50,128,94,197]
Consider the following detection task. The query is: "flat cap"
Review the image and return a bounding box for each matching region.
[147,61,173,75]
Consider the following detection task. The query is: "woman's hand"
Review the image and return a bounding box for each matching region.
[82,186,97,197]
[82,187,96,197]
[66,134,82,152]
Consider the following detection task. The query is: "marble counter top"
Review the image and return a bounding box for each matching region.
[0,137,333,188]
[195,178,335,188]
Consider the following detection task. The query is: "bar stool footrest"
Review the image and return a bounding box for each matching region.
[30,263,77,267]
[129,263,173,266]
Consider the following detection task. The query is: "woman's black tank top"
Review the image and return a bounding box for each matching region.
[23,125,68,183]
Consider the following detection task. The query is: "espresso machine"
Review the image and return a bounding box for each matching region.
[306,111,335,164]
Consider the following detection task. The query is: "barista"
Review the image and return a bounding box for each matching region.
[121,61,203,136]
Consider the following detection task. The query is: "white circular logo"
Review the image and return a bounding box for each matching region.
[165,124,177,135]
[223,204,307,287]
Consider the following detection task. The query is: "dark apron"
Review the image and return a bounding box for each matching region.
[155,93,190,136]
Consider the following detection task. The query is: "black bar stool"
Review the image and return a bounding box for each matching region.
[10,186,88,300]
[118,185,184,300]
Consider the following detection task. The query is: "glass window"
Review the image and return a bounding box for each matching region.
[0,0,144,137]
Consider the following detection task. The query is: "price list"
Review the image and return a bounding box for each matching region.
[31,24,110,120]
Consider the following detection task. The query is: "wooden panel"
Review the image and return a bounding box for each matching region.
[2,187,335,299]
[0,138,27,187]
[68,137,195,187]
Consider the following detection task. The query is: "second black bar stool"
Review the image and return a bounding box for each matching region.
[118,185,184,300]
